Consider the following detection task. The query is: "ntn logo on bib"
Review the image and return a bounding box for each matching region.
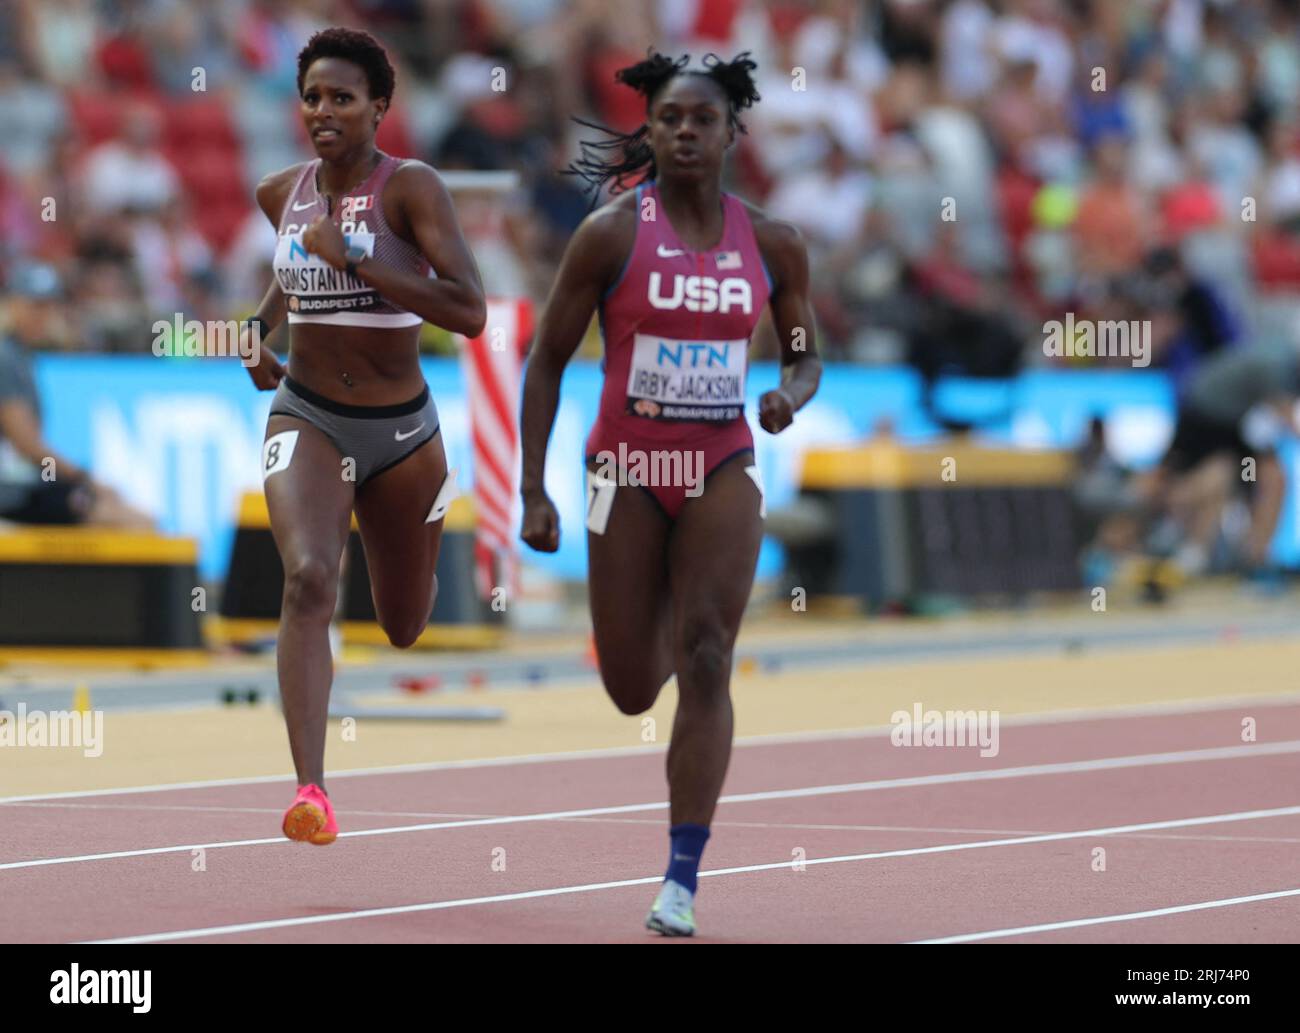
[626,333,746,421]
[276,230,374,269]
[273,231,375,300]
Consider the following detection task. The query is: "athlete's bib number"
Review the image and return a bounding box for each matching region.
[625,333,746,422]
[585,471,617,535]
[274,230,377,315]
[262,430,299,480]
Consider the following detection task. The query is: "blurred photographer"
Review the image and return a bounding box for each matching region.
[0,263,152,528]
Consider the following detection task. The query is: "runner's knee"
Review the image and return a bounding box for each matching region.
[607,684,661,715]
[382,614,427,649]
[602,659,670,715]
[376,576,436,649]
[677,618,731,694]
[282,555,337,623]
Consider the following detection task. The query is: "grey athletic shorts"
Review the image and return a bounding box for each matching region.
[267,376,440,484]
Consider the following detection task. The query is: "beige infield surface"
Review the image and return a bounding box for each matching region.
[2,601,1298,797]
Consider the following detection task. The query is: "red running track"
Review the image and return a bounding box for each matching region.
[3,700,1300,943]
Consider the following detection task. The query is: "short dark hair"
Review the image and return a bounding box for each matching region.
[297,27,396,103]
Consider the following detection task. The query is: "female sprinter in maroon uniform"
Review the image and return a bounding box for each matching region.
[241,28,485,844]
[520,52,822,935]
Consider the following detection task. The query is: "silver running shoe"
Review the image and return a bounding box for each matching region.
[645,879,696,937]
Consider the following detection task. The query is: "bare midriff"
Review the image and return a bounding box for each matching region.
[288,322,424,404]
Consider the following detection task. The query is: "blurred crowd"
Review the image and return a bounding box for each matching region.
[3,0,1300,379]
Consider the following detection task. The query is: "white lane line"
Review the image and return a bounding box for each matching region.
[1122,832,1300,845]
[85,804,1300,944]
[913,888,1300,944]
[0,726,925,806]
[17,803,1300,845]
[86,875,669,944]
[561,818,1300,844]
[0,745,664,805]
[1,801,500,819]
[4,807,1298,846]
[7,691,1300,805]
[7,739,1300,872]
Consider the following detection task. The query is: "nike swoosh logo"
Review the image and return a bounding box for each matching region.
[394,423,425,442]
[292,200,316,211]
[657,245,685,258]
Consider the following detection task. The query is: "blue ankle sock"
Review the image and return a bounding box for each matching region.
[665,823,710,894]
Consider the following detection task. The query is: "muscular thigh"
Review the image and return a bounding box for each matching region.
[586,461,674,694]
[263,414,354,568]
[352,431,450,612]
[668,452,764,644]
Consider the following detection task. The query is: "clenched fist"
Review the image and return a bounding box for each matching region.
[758,387,795,434]
[301,214,347,270]
[520,490,560,553]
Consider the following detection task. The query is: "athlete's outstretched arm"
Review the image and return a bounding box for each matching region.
[756,219,823,433]
[301,162,487,337]
[519,207,627,552]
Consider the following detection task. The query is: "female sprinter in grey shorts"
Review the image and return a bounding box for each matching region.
[241,28,486,844]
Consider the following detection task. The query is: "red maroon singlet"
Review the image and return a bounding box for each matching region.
[586,180,773,519]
